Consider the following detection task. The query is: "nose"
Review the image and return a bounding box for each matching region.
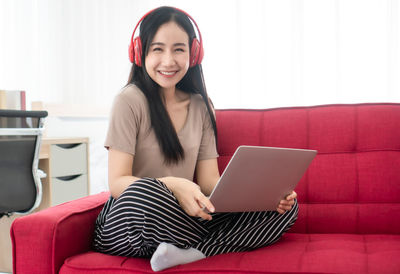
[161,50,176,66]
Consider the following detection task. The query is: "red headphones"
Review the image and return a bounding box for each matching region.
[128,7,204,67]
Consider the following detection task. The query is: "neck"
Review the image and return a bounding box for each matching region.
[161,87,176,104]
[161,87,189,105]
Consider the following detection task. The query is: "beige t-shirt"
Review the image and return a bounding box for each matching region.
[105,84,218,181]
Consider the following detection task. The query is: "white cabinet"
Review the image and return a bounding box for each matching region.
[50,143,87,176]
[38,137,90,208]
[49,143,88,205]
[51,174,88,205]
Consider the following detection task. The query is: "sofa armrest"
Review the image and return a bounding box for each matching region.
[11,192,109,274]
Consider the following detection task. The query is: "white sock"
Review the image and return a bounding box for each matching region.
[150,242,206,272]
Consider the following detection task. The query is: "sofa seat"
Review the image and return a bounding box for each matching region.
[59,233,400,274]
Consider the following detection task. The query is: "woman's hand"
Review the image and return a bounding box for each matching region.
[160,176,215,220]
[276,191,297,214]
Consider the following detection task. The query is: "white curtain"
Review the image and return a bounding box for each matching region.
[1,0,399,194]
[1,0,399,110]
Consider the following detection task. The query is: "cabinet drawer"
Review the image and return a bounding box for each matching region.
[50,143,87,177]
[51,174,88,206]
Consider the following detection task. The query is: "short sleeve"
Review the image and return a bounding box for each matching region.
[104,90,142,155]
[197,104,219,161]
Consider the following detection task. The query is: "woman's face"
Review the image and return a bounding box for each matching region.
[145,21,190,92]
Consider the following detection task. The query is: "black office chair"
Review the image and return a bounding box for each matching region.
[0,109,48,218]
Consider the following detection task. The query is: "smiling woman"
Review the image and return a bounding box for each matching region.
[91,6,299,272]
[145,21,190,93]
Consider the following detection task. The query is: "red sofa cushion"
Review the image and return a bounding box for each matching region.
[59,233,400,274]
[215,104,400,234]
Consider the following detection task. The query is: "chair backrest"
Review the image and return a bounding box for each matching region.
[0,109,48,217]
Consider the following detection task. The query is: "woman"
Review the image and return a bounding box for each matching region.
[93,6,298,272]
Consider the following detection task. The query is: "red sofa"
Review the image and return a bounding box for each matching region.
[11,103,400,273]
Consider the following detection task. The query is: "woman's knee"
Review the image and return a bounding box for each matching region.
[117,178,179,213]
[122,177,171,198]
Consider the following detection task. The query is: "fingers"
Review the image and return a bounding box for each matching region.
[277,191,297,214]
[182,193,214,221]
[195,195,214,220]
[286,191,297,201]
[277,202,293,214]
[276,207,286,214]
[197,195,215,213]
[280,199,294,207]
[171,179,214,220]
[187,203,212,220]
[197,209,213,221]
[281,191,296,204]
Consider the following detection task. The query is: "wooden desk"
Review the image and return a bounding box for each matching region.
[0,137,90,272]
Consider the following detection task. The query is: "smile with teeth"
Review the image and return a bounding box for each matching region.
[159,71,177,76]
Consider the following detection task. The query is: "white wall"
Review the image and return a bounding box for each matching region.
[1,0,399,194]
[1,0,399,108]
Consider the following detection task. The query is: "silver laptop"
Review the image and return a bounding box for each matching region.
[208,145,317,212]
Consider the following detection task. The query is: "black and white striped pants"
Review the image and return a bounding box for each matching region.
[93,178,298,258]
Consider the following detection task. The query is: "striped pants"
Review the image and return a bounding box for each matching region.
[93,178,298,257]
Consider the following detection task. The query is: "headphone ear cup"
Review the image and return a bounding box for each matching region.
[129,42,135,63]
[132,37,143,66]
[190,38,203,67]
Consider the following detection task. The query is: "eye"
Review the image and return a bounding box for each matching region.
[153,47,162,52]
[175,48,185,52]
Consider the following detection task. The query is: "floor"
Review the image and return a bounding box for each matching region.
[0,215,17,273]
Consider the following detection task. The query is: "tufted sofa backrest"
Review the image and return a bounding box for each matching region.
[215,103,400,234]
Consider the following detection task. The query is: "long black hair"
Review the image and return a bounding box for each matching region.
[127,6,217,165]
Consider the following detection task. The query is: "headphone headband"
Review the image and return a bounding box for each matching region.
[129,9,155,55]
[129,7,204,67]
